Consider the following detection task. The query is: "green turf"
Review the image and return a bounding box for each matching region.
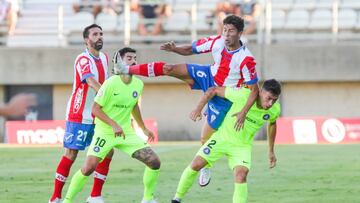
[0,143,359,203]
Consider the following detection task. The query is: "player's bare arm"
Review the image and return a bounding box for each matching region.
[190,87,226,122]
[232,83,259,131]
[160,41,193,56]
[267,121,277,169]
[131,102,155,142]
[86,77,102,92]
[92,102,125,139]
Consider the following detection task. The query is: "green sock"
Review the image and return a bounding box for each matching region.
[175,166,198,199]
[63,170,89,203]
[233,183,248,203]
[143,167,160,201]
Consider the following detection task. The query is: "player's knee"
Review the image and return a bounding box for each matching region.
[64,148,79,161]
[163,64,174,75]
[234,168,248,183]
[148,156,161,170]
[81,164,96,176]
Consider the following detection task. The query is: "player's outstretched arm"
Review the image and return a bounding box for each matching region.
[86,77,102,92]
[267,121,277,169]
[160,41,193,56]
[190,87,226,122]
[131,102,154,142]
[232,83,259,131]
[92,102,125,139]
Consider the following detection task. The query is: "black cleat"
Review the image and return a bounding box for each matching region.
[171,200,181,203]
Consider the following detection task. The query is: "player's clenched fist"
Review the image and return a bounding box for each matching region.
[189,109,202,122]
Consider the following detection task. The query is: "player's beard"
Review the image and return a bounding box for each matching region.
[92,40,103,51]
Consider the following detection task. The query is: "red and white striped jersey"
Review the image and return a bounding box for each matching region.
[66,49,109,124]
[192,35,258,87]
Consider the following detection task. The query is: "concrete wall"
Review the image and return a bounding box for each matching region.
[0,44,359,141]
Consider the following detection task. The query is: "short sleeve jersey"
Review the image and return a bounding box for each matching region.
[94,75,144,135]
[192,35,258,88]
[66,49,109,124]
[217,87,281,146]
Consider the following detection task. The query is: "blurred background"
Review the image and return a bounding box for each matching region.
[0,0,359,143]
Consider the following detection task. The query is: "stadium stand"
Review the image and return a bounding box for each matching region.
[2,0,360,46]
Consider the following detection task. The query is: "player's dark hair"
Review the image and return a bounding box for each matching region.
[83,24,102,39]
[262,79,281,96]
[223,15,244,32]
[118,47,136,57]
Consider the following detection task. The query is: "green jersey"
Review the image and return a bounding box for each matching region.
[94,75,143,135]
[218,87,281,146]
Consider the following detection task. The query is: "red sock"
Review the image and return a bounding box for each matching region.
[91,158,112,197]
[129,62,165,77]
[50,156,74,201]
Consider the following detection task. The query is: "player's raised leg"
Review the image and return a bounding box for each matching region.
[113,52,194,85]
[132,147,161,203]
[63,155,102,203]
[171,156,208,203]
[232,166,249,203]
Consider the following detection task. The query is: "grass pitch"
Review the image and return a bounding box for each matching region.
[0,142,359,203]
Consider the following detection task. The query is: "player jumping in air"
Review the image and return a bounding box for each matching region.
[114,15,259,186]
[172,79,281,203]
[63,47,160,203]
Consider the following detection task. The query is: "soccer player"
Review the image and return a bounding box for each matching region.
[63,47,161,203]
[171,79,281,203]
[49,24,113,203]
[114,15,259,186]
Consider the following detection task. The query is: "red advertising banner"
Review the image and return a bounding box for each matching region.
[5,120,159,145]
[276,117,360,144]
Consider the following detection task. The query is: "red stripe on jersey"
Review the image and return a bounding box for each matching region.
[95,59,105,84]
[213,48,232,86]
[209,35,221,51]
[236,56,256,87]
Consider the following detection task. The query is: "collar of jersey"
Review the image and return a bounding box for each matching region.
[85,49,100,60]
[224,40,245,54]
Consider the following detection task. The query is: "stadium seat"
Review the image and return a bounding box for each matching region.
[117,12,139,32]
[95,13,117,32]
[293,0,315,9]
[164,11,190,32]
[338,9,357,30]
[308,9,332,30]
[64,12,95,33]
[284,9,309,30]
[193,11,213,31]
[271,0,294,10]
[341,0,360,7]
[271,9,286,30]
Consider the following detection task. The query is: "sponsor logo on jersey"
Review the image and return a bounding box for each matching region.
[263,114,270,120]
[133,91,138,98]
[203,147,211,155]
[245,116,256,124]
[93,146,100,152]
[73,84,84,113]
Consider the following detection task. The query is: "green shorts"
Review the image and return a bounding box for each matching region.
[87,131,149,160]
[197,132,252,170]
